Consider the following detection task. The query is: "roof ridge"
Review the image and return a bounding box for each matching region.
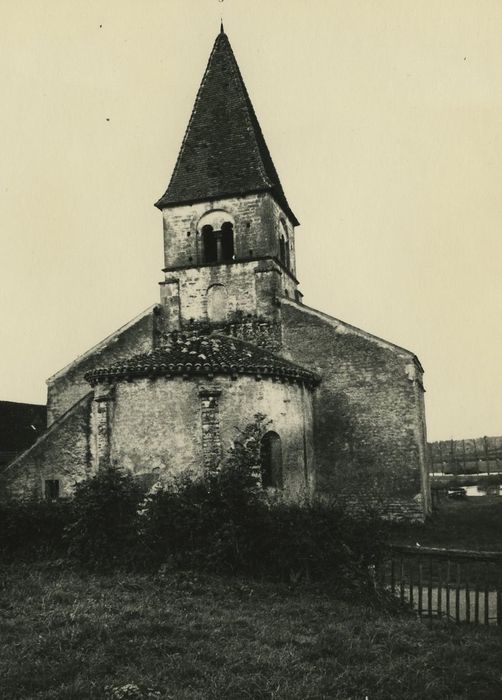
[156,35,220,208]
[2,392,93,473]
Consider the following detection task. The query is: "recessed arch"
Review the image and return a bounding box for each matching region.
[206,283,228,322]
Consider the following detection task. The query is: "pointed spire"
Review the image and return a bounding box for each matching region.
[155,30,297,225]
[220,20,224,34]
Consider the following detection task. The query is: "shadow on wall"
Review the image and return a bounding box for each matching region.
[315,392,420,503]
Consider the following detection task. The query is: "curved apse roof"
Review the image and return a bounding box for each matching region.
[85,331,319,388]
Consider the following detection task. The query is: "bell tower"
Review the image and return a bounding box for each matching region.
[155,26,302,330]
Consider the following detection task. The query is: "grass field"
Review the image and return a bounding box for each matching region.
[0,562,501,700]
[390,497,502,551]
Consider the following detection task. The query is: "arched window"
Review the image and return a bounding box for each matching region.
[279,235,286,267]
[197,211,235,264]
[221,221,235,262]
[206,284,228,322]
[260,431,283,488]
[202,225,217,263]
[279,219,290,270]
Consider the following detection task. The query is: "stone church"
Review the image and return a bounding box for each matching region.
[2,28,430,520]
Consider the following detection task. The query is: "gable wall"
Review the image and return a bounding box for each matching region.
[46,308,158,426]
[280,301,430,519]
[2,394,93,501]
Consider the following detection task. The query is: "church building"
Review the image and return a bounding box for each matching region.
[2,28,431,520]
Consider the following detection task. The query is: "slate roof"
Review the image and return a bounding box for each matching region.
[85,332,319,387]
[155,28,298,225]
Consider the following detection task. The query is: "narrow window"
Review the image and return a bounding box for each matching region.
[260,432,283,488]
[44,479,60,501]
[202,225,217,263]
[279,235,286,266]
[221,221,235,261]
[279,219,290,270]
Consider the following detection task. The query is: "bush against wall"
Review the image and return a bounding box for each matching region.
[139,414,271,573]
[0,416,389,586]
[139,414,389,585]
[0,499,71,560]
[65,466,147,569]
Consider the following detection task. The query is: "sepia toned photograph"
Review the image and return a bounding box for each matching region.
[1,1,501,698]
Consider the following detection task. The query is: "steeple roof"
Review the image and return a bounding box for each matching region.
[155,29,298,225]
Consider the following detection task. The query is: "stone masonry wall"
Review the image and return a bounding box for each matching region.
[46,306,159,426]
[161,193,297,274]
[280,300,430,517]
[2,393,94,501]
[217,376,315,499]
[199,386,222,471]
[108,378,203,479]
[96,374,314,499]
[160,259,298,326]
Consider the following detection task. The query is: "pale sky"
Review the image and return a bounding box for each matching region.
[1,0,502,441]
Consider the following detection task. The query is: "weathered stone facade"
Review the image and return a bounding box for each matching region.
[162,194,297,277]
[46,306,161,425]
[280,301,430,518]
[86,374,314,500]
[3,394,93,500]
[1,27,430,519]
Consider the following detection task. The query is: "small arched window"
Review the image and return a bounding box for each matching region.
[197,211,236,265]
[202,225,217,263]
[260,431,283,488]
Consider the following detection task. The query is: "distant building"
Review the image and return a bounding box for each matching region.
[0,401,46,468]
[2,28,430,520]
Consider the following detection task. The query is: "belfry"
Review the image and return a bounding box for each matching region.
[155,28,302,331]
[2,28,430,520]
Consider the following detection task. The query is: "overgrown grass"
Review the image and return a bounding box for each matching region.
[0,563,501,699]
[391,497,502,551]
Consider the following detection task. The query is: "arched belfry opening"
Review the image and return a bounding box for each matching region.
[279,235,286,267]
[260,431,283,488]
[221,221,235,261]
[202,225,218,263]
[278,219,290,270]
[198,211,235,264]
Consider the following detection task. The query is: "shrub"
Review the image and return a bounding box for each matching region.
[140,415,389,585]
[140,461,268,574]
[65,467,147,569]
[0,414,390,587]
[0,499,71,560]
